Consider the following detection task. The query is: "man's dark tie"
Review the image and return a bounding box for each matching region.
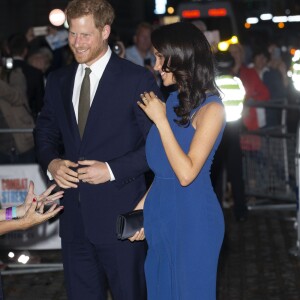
[78,67,92,138]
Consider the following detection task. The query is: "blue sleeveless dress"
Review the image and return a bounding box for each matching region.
[144,91,225,300]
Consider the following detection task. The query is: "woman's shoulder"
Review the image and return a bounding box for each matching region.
[189,94,223,122]
[203,93,223,105]
[193,94,223,113]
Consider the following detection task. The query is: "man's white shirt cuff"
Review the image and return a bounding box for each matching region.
[105,162,115,181]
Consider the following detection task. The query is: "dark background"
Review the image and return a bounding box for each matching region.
[0,0,156,45]
[0,0,300,45]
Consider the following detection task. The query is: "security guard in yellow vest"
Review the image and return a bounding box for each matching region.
[216,74,245,122]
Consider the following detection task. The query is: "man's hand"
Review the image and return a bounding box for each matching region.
[77,160,111,184]
[48,159,79,189]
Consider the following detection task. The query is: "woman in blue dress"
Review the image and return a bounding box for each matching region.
[130,22,226,299]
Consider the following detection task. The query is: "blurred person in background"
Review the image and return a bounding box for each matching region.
[192,19,219,54]
[229,43,270,131]
[229,44,270,203]
[25,26,72,72]
[251,47,288,127]
[7,33,45,121]
[25,26,50,54]
[125,22,155,69]
[27,47,54,82]
[0,65,35,164]
[268,42,289,88]
[0,181,64,299]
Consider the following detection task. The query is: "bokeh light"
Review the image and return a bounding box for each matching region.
[49,9,65,27]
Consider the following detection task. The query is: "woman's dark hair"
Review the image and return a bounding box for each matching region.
[151,22,219,126]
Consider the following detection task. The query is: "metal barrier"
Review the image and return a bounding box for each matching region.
[1,263,63,275]
[290,123,300,256]
[241,99,300,256]
[241,130,296,207]
[0,129,33,133]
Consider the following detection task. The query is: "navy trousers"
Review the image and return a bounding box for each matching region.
[62,238,147,300]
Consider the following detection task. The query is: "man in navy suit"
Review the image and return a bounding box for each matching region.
[35,0,161,299]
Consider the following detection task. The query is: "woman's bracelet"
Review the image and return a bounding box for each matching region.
[5,207,18,220]
[12,207,17,219]
[5,207,12,220]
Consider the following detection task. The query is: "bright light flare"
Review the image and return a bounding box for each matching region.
[167,6,174,14]
[288,15,300,22]
[260,14,273,21]
[18,254,30,264]
[231,36,238,44]
[49,9,66,27]
[218,36,239,51]
[272,16,288,23]
[154,0,167,15]
[218,41,229,52]
[246,17,259,24]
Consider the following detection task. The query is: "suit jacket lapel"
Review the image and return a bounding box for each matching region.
[61,63,81,144]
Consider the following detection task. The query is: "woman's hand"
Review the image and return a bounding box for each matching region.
[128,228,145,242]
[128,204,145,242]
[18,181,64,218]
[20,198,64,230]
[137,91,167,126]
[127,185,152,242]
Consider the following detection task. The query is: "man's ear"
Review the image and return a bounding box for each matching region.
[102,25,111,40]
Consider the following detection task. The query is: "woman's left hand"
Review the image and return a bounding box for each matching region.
[137,91,167,125]
[128,228,145,242]
[21,199,64,230]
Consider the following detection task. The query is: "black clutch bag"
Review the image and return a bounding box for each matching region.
[116,209,144,240]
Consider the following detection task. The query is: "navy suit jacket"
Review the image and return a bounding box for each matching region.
[35,53,162,244]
